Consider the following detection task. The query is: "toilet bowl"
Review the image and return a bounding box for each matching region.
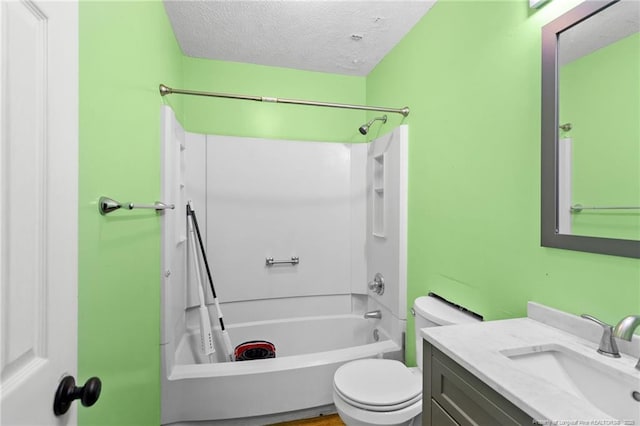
[332,295,480,426]
[333,359,422,426]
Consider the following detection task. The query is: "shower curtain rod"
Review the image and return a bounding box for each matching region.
[159,84,410,117]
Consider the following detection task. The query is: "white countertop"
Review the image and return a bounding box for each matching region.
[421,303,640,422]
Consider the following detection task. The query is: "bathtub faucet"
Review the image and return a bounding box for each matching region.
[364,310,382,320]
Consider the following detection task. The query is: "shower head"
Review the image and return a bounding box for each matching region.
[358,115,387,135]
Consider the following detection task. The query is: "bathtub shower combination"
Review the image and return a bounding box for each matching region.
[160,106,408,425]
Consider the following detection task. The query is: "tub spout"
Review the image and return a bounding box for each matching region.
[364,310,382,320]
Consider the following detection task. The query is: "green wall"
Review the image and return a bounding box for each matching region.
[367,0,640,366]
[79,1,640,424]
[79,4,366,425]
[560,33,640,240]
[79,2,182,425]
[182,57,366,142]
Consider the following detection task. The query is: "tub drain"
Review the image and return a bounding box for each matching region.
[234,340,276,361]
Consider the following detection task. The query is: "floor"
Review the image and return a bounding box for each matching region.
[270,413,345,426]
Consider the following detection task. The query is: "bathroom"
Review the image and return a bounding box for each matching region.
[1,0,638,425]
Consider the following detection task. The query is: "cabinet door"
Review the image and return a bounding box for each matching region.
[424,342,532,426]
[431,400,460,426]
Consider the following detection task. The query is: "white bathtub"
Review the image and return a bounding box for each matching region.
[161,314,402,425]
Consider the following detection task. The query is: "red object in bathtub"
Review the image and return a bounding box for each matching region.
[234,340,276,361]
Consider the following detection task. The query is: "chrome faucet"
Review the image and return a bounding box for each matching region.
[580,314,620,358]
[613,315,640,370]
[364,310,382,319]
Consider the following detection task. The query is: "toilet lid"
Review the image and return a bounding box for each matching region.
[334,384,422,412]
[333,359,421,408]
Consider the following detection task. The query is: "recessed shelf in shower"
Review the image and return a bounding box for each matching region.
[373,154,385,237]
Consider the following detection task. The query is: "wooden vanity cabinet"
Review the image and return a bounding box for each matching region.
[423,341,533,426]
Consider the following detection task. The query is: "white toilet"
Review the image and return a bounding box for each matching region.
[332,295,480,426]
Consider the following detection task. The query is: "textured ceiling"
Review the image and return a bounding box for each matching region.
[163,1,437,76]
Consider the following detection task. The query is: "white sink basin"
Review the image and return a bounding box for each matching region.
[500,344,640,422]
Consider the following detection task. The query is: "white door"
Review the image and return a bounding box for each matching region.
[0,0,79,425]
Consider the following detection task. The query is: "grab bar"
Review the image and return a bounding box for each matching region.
[99,196,175,215]
[265,256,299,266]
[571,204,640,213]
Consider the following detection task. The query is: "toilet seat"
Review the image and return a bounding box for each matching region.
[333,359,421,412]
[334,384,422,412]
[333,391,422,426]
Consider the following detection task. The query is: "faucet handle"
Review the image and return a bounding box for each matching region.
[367,273,385,296]
[581,314,621,358]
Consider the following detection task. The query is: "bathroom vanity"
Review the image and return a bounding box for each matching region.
[421,302,640,425]
[423,342,532,425]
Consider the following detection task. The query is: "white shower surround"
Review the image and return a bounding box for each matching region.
[195,132,360,304]
[160,106,408,424]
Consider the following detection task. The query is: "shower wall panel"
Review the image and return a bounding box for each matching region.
[366,126,408,320]
[160,106,187,365]
[183,132,209,307]
[350,144,368,295]
[204,136,358,303]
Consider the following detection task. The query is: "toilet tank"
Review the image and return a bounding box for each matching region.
[413,296,480,370]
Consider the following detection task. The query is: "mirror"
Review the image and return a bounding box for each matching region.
[541,0,640,258]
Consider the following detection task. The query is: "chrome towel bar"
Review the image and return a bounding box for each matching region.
[265,256,299,266]
[99,196,175,215]
[571,204,640,213]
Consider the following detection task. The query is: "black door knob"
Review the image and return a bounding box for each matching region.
[53,375,101,416]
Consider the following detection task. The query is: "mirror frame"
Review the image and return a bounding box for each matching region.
[541,0,640,259]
